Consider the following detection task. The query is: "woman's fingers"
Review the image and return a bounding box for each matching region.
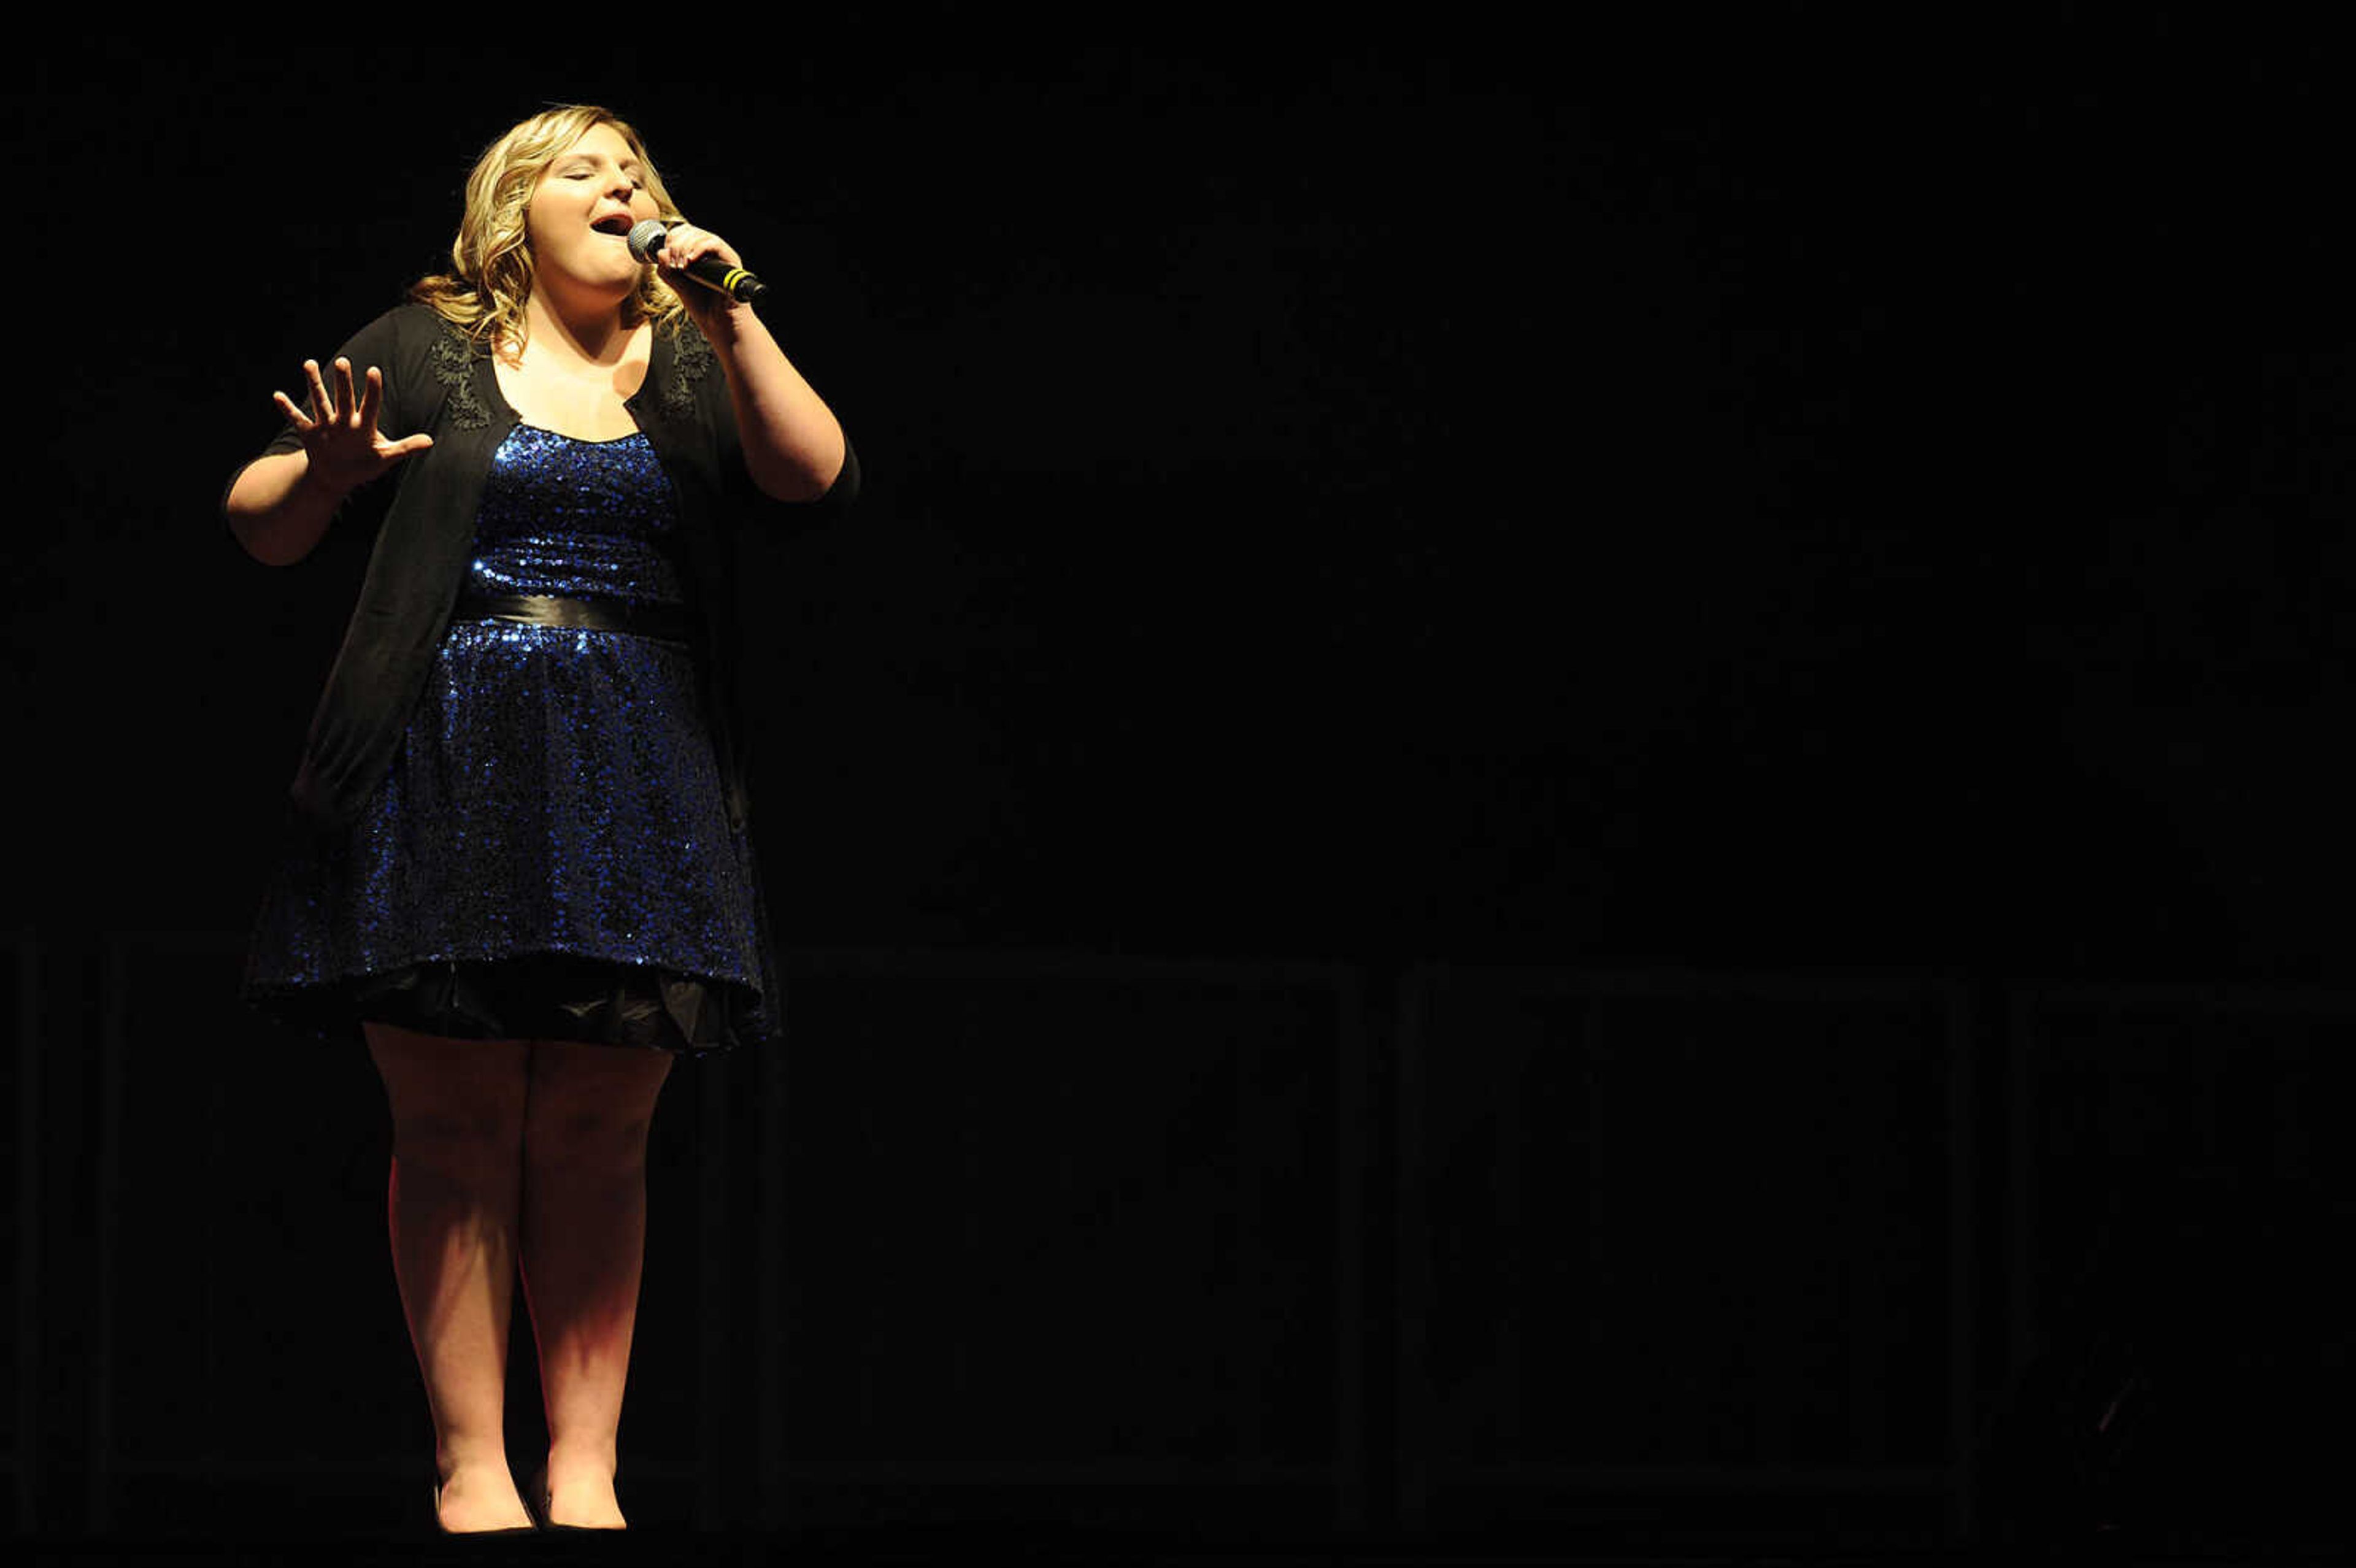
[659,223,736,269]
[274,356,424,472]
[272,389,316,431]
[303,359,336,424]
[356,364,385,439]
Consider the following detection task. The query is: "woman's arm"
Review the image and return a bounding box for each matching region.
[655,226,847,502]
[225,356,433,565]
[225,448,356,567]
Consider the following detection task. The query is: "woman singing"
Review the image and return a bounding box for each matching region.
[223,104,854,1535]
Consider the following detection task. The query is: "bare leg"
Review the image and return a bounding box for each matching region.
[364,1021,534,1533]
[518,1039,674,1529]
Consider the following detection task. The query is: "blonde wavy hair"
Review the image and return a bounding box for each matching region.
[410,104,691,359]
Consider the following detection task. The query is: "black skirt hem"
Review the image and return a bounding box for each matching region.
[242,951,768,1057]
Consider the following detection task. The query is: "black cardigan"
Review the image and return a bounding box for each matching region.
[225,303,857,835]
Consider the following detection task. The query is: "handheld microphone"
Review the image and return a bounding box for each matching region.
[628,220,768,304]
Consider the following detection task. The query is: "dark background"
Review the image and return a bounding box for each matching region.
[18,14,2356,979]
[15,10,2356,1558]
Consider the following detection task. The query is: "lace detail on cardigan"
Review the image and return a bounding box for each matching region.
[429,329,491,432]
[661,324,714,422]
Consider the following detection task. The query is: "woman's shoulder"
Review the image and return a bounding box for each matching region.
[332,299,482,348]
[320,302,468,377]
[356,301,475,351]
[329,303,495,432]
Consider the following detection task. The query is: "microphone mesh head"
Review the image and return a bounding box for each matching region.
[626,220,670,264]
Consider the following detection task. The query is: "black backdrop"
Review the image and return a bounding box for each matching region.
[18,10,2356,1556]
[17,15,2356,980]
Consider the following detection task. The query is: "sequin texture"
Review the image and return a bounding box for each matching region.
[468,425,687,601]
[243,425,776,1048]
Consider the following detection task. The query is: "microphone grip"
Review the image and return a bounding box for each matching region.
[680,252,768,304]
[627,220,768,303]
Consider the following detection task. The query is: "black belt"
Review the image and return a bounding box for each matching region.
[452,593,700,646]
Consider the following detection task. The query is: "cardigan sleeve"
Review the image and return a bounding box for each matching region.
[722,434,862,526]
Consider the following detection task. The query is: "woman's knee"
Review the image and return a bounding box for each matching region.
[523,1042,671,1173]
[393,1104,529,1171]
[522,1097,661,1172]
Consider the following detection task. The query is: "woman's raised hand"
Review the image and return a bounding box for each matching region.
[274,356,433,493]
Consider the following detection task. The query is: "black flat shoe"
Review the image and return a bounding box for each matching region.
[434,1479,541,1537]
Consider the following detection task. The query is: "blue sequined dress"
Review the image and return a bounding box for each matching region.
[242,425,779,1054]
